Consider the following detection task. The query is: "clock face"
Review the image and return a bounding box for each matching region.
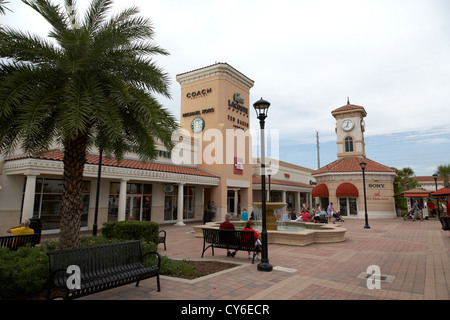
[361,120,366,132]
[191,117,205,133]
[341,119,354,131]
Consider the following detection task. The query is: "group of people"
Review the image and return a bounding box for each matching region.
[281,203,345,224]
[220,213,262,260]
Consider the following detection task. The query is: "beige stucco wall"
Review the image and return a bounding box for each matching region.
[315,172,396,219]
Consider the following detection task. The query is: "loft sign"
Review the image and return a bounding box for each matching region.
[186,88,212,99]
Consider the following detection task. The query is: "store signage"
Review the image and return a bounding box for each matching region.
[162,185,174,193]
[228,93,248,115]
[182,108,214,118]
[228,93,249,130]
[186,88,212,99]
[234,157,243,175]
[368,184,385,188]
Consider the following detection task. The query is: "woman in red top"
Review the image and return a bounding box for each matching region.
[242,220,261,260]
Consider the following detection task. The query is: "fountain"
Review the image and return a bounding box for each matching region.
[252,202,286,230]
[193,202,347,246]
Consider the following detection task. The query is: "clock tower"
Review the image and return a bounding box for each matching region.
[331,99,367,159]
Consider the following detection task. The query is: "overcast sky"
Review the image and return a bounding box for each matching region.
[2,0,449,176]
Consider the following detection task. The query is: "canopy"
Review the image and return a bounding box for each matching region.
[402,188,430,198]
[336,183,359,197]
[312,183,329,197]
[431,188,450,196]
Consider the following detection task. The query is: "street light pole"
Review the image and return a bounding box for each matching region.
[267,168,272,202]
[93,149,103,236]
[433,173,441,219]
[360,159,370,229]
[253,98,272,272]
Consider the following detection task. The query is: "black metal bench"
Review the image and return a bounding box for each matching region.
[201,228,261,263]
[158,230,166,250]
[0,234,39,250]
[46,240,161,299]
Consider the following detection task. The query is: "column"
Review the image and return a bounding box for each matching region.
[118,179,128,221]
[22,174,37,220]
[175,183,185,226]
[296,192,301,211]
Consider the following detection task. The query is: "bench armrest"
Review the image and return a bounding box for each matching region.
[142,251,161,269]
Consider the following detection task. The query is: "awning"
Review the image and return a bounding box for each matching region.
[402,188,430,198]
[336,182,359,197]
[312,183,329,197]
[431,188,450,196]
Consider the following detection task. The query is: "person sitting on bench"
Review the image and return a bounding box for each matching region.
[7,218,34,235]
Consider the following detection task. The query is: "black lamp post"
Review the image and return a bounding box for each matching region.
[267,168,272,202]
[93,149,102,236]
[359,159,370,229]
[433,173,441,218]
[253,97,272,272]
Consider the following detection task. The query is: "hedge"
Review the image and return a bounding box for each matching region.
[101,220,159,244]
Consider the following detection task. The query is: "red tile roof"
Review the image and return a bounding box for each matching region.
[331,103,367,116]
[402,188,431,198]
[6,149,219,178]
[252,175,313,189]
[312,157,396,175]
[432,188,450,196]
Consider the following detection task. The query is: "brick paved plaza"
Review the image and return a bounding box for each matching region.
[81,218,450,301]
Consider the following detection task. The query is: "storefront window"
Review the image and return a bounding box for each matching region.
[339,197,358,216]
[108,182,152,222]
[270,191,282,203]
[31,178,90,230]
[163,185,195,221]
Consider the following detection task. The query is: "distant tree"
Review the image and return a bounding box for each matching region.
[436,164,450,188]
[0,0,177,249]
[392,167,420,210]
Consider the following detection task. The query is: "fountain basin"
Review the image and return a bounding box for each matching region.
[192,220,347,246]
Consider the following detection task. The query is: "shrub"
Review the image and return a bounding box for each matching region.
[0,241,57,299]
[0,228,163,299]
[102,221,159,244]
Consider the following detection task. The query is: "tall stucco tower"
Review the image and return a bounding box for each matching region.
[331,99,367,159]
[176,63,255,220]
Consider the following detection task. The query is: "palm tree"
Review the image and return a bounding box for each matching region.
[0,0,12,15]
[0,0,177,249]
[436,164,450,188]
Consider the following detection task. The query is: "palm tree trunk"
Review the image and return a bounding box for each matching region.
[59,134,88,249]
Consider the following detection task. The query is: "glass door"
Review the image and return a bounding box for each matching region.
[339,198,348,216]
[126,195,142,221]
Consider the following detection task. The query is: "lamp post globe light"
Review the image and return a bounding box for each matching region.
[359,159,370,229]
[253,98,272,272]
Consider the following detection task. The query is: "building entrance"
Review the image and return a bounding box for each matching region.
[126,195,152,221]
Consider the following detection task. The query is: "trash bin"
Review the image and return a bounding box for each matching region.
[29,217,42,244]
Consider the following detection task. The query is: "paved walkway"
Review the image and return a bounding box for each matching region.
[81,218,450,301]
